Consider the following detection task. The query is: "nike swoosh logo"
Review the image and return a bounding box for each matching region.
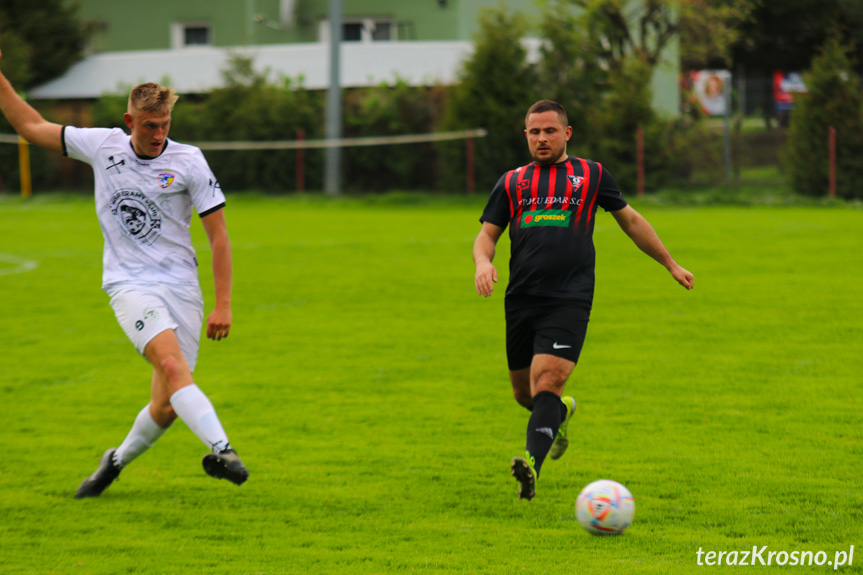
[553,343,572,349]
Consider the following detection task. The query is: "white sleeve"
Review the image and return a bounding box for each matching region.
[63,126,117,165]
[187,148,226,216]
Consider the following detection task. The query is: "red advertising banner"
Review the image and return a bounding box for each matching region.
[774,71,807,112]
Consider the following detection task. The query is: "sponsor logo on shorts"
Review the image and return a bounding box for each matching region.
[143,307,160,321]
[135,320,144,331]
[158,172,175,189]
[521,209,571,228]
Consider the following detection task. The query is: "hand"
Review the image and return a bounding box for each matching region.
[206,305,232,341]
[475,261,498,297]
[670,264,694,290]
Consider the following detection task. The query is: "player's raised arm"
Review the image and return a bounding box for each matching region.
[473,222,504,297]
[0,48,63,152]
[611,204,694,290]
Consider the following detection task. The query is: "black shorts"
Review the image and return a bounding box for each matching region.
[504,296,590,371]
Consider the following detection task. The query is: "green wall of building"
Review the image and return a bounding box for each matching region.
[77,0,545,50]
[74,0,679,115]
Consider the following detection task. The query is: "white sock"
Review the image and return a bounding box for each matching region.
[114,405,168,469]
[169,384,231,453]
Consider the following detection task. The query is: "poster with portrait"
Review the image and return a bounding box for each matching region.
[773,71,807,112]
[690,70,731,116]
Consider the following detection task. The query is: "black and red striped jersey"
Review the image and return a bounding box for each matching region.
[480,156,627,302]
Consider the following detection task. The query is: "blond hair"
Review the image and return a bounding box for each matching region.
[128,82,178,116]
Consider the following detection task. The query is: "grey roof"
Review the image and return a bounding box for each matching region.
[29,40,542,99]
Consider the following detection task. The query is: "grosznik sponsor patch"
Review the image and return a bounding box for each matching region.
[521,209,571,228]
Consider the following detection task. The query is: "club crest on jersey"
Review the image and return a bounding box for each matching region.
[517,179,530,193]
[568,175,584,191]
[110,189,162,246]
[158,172,175,189]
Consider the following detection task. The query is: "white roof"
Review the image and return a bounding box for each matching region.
[29,40,542,99]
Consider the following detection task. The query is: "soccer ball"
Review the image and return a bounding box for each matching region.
[575,479,635,535]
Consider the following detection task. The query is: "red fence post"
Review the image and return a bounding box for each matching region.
[828,125,836,199]
[466,134,475,195]
[636,126,645,197]
[296,128,305,193]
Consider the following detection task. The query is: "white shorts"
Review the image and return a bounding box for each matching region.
[106,282,204,372]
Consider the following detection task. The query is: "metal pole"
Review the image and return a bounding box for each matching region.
[296,128,305,193]
[723,76,732,184]
[466,136,474,195]
[18,136,31,199]
[636,126,644,197]
[324,0,342,195]
[829,126,836,198]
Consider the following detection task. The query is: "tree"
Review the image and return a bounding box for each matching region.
[679,0,756,70]
[0,0,89,90]
[536,0,680,191]
[0,29,33,89]
[536,0,606,127]
[783,34,863,199]
[732,0,863,74]
[440,7,539,190]
[541,0,678,74]
[542,0,756,72]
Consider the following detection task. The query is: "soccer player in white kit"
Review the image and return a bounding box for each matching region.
[0,49,249,496]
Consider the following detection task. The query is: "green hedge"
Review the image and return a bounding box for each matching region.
[783,35,863,199]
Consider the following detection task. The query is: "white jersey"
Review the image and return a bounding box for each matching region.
[63,127,226,288]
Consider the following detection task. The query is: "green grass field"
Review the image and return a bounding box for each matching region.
[1,193,861,574]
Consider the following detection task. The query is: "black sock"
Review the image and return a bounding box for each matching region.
[559,399,568,420]
[524,391,562,477]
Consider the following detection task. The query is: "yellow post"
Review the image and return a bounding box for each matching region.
[18,135,31,199]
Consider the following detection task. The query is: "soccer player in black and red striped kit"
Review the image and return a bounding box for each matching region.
[473,100,693,500]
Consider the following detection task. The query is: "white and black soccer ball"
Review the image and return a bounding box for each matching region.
[575,479,635,535]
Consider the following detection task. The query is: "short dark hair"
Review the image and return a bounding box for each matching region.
[525,100,568,128]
